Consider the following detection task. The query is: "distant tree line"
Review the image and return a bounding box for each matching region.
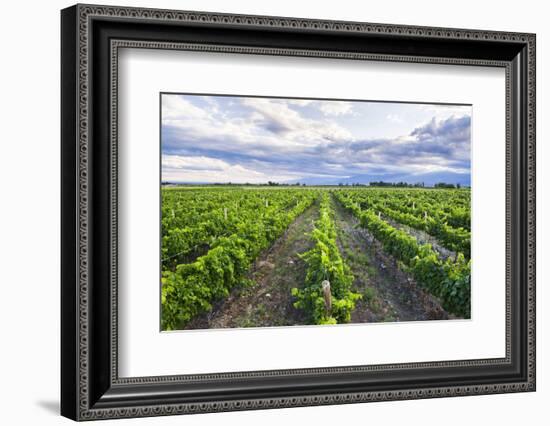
[434,182,462,189]
[162,181,465,188]
[266,181,305,186]
[368,181,426,188]
[368,181,463,189]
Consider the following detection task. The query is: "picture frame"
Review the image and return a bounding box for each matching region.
[61,3,536,421]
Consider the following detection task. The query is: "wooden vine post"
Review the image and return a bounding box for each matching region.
[321,280,332,314]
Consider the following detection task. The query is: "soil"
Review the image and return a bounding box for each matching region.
[184,201,320,329]
[330,194,448,323]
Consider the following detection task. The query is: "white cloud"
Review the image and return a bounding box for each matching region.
[419,104,471,121]
[162,154,295,183]
[162,96,356,160]
[241,98,306,133]
[241,98,354,144]
[162,95,208,121]
[286,99,313,106]
[386,114,403,123]
[162,155,228,171]
[318,101,354,116]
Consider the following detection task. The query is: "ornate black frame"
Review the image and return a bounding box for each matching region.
[61,3,536,421]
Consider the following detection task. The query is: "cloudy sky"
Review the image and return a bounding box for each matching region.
[161,94,471,185]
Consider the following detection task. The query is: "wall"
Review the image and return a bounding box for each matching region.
[0,0,546,424]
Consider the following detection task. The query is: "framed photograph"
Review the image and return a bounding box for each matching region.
[61,4,536,421]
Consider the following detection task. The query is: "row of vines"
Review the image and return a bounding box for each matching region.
[161,188,319,330]
[338,189,471,257]
[333,190,471,318]
[291,193,361,324]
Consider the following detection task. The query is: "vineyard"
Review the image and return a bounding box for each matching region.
[161,186,471,330]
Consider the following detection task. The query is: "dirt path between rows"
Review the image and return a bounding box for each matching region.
[331,194,448,323]
[185,200,320,329]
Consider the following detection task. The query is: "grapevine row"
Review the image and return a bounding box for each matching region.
[291,193,361,324]
[161,191,318,330]
[334,191,470,318]
[345,188,470,231]
[338,191,471,258]
[162,188,316,268]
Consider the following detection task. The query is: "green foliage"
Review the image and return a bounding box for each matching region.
[161,188,318,330]
[292,193,361,324]
[335,190,471,318]
[337,188,470,257]
[161,188,317,268]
